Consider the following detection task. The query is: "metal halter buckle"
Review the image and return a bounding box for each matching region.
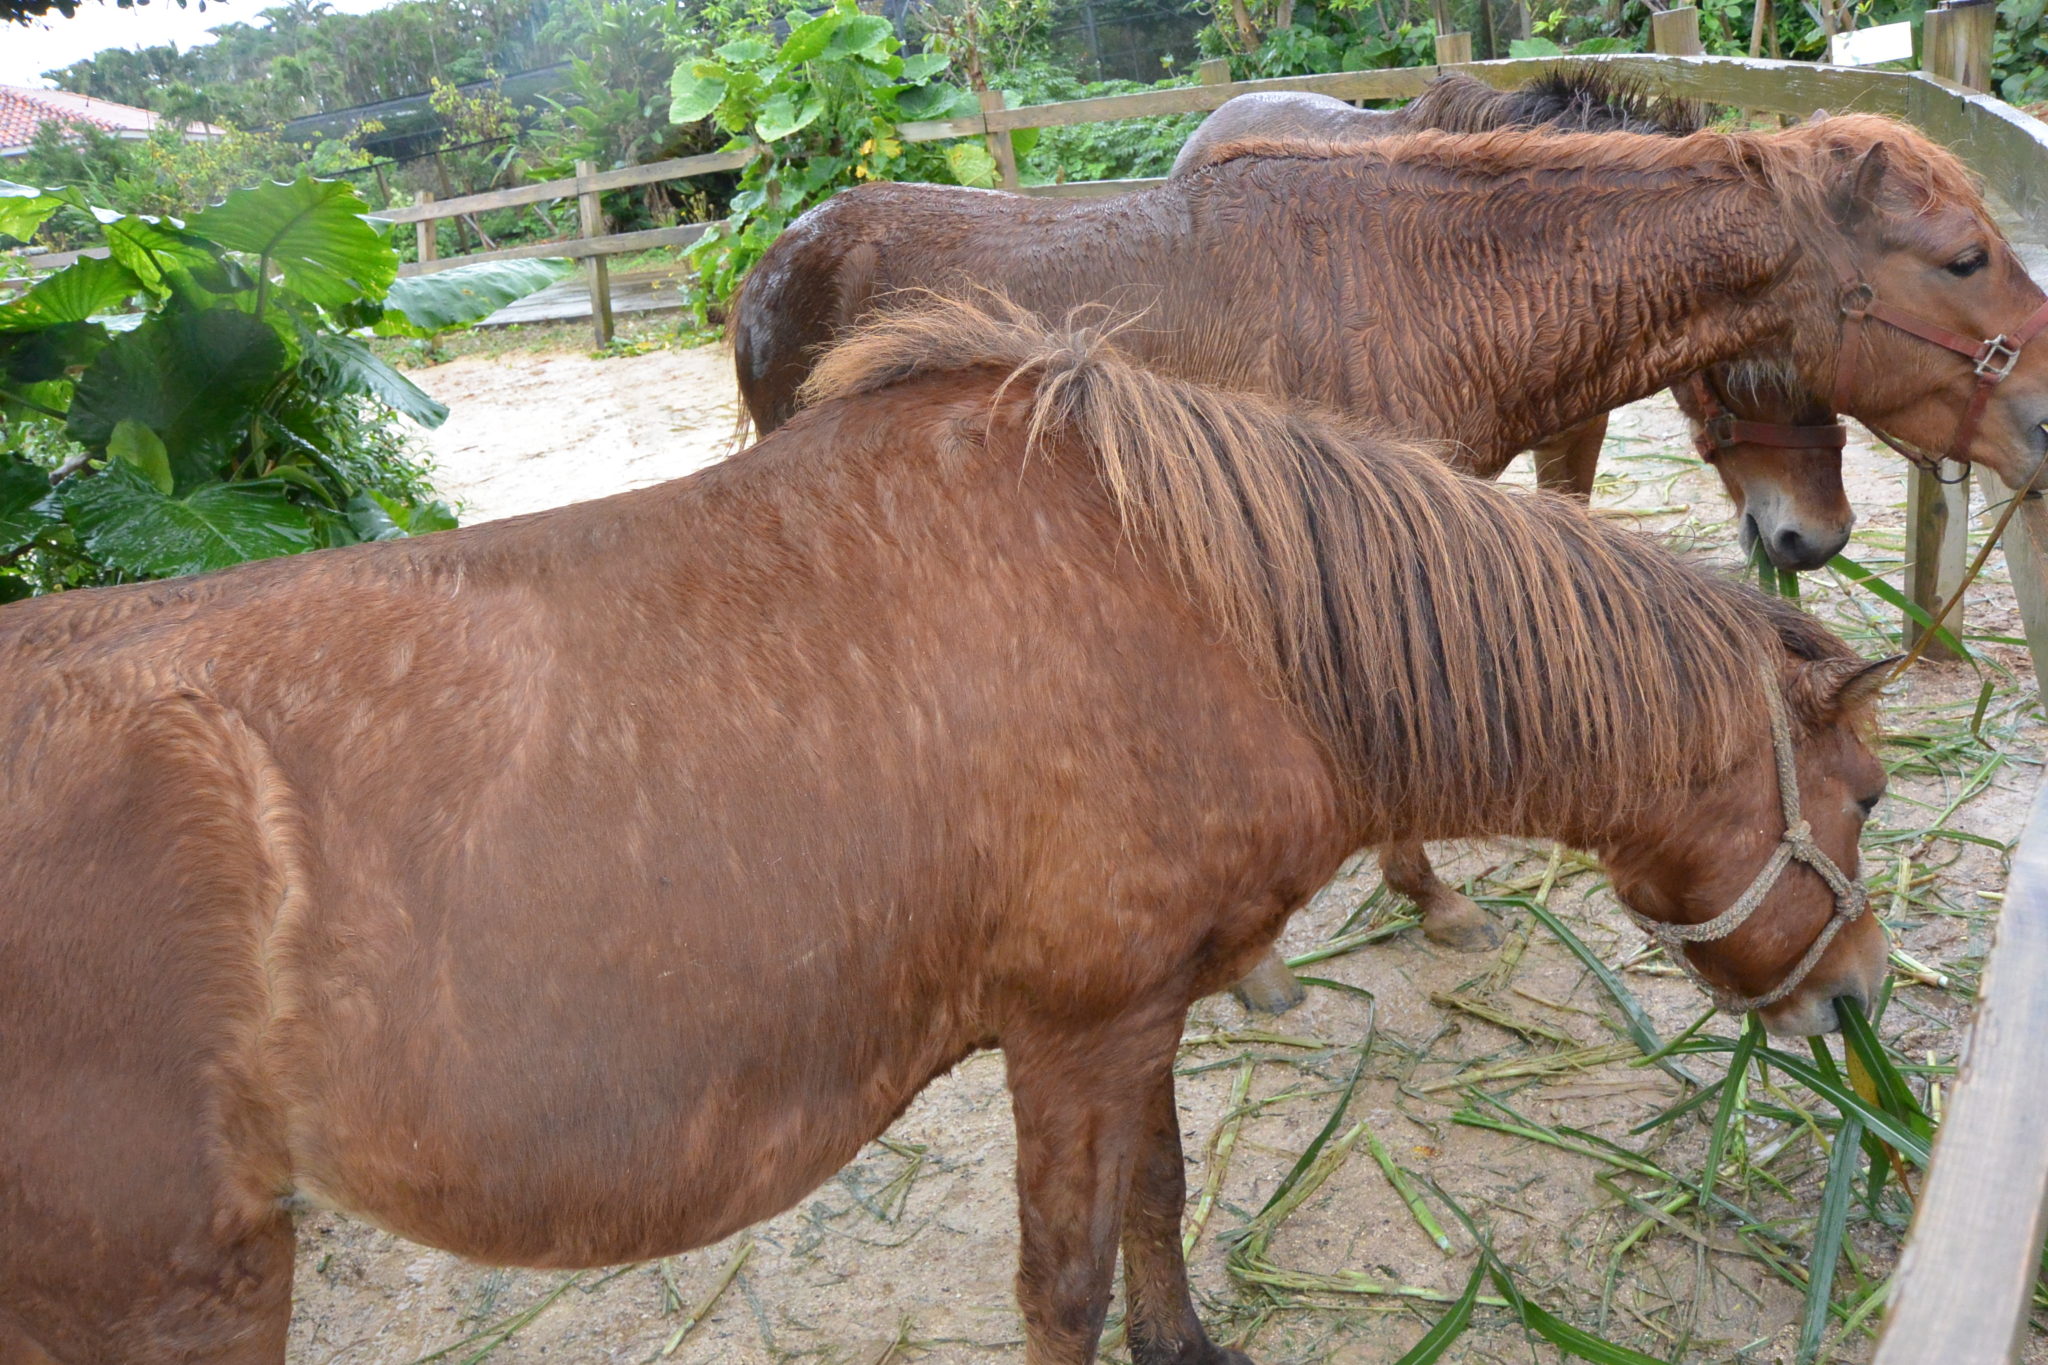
[1974,335,2021,381]
[1840,282,1875,317]
[1703,412,1737,451]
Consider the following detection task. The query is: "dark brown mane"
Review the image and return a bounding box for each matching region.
[804,294,1847,836]
[1403,66,1702,136]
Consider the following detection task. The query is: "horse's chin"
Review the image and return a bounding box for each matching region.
[1756,993,1846,1037]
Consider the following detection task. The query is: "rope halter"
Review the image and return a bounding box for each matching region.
[1622,662,1870,1016]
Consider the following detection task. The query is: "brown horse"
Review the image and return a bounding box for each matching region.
[732,113,2048,956]
[732,115,2048,485]
[1169,77,1856,573]
[2,296,1892,1365]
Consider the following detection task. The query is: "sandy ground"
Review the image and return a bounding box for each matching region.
[273,343,2045,1365]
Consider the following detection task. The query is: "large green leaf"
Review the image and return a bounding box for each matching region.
[0,256,143,330]
[669,64,729,123]
[0,456,57,553]
[0,180,62,243]
[106,418,173,494]
[713,35,773,63]
[947,143,999,189]
[103,216,223,299]
[187,176,396,314]
[755,89,825,143]
[57,460,315,578]
[378,257,572,337]
[67,307,288,487]
[823,13,894,59]
[304,333,448,427]
[777,9,843,64]
[347,488,457,541]
[897,51,950,83]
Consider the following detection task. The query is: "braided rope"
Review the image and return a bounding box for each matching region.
[1622,661,1869,1015]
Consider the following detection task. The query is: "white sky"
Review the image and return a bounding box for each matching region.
[1,0,403,90]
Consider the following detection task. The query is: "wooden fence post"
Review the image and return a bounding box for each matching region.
[413,191,438,267]
[1196,57,1231,87]
[979,90,1022,193]
[1903,1,1990,658]
[1650,6,1704,55]
[575,160,614,350]
[1433,29,1473,63]
[1871,777,2048,1364]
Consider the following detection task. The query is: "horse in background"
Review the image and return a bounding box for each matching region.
[1169,73,1855,574]
[0,297,1891,1365]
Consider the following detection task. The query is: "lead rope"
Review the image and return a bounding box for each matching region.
[1621,662,1870,1015]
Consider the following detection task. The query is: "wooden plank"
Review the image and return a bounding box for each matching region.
[1651,7,1704,56]
[366,149,755,225]
[1015,176,1168,198]
[1873,756,2048,1364]
[413,190,437,267]
[393,223,713,277]
[981,90,1022,192]
[575,160,613,348]
[1433,32,1473,64]
[1904,465,1971,659]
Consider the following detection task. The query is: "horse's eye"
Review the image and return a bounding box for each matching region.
[1946,250,1990,278]
[1857,793,1882,818]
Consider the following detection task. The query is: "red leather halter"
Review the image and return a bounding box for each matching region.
[1830,269,2048,480]
[1684,374,1848,464]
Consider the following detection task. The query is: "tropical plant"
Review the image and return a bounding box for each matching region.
[667,0,985,314]
[0,175,568,597]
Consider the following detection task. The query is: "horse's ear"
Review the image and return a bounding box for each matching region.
[1833,142,1889,230]
[1791,654,1900,724]
[1806,108,1830,123]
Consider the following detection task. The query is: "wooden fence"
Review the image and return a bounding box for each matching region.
[10,46,2048,1352]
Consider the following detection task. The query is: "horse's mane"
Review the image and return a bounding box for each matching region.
[803,295,1851,834]
[1405,67,1702,136]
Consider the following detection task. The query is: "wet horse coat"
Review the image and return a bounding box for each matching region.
[1,300,1894,1364]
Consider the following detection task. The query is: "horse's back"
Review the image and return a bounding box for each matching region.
[1170,91,1381,176]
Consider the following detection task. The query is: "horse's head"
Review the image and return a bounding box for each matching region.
[1782,116,2048,491]
[1672,369,1854,572]
[1601,650,1892,1036]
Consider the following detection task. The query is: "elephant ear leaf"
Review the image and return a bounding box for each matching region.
[67,308,288,488]
[0,256,142,329]
[377,258,572,337]
[56,460,315,579]
[187,175,396,314]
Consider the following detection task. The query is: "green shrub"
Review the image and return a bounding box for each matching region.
[0,175,566,596]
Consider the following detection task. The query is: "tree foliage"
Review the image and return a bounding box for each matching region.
[0,175,566,595]
[668,0,985,312]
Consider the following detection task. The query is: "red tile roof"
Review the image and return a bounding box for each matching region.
[0,84,223,156]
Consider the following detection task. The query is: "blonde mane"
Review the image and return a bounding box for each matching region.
[804,294,1852,835]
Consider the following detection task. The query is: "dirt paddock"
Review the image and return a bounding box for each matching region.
[279,337,2046,1365]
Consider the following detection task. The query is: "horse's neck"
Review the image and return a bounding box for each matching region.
[1359,168,1809,468]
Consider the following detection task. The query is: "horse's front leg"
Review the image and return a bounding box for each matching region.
[1120,1064,1253,1365]
[1381,841,1499,950]
[1007,1008,1244,1365]
[1529,412,1609,499]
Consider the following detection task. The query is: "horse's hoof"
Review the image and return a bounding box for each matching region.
[1420,896,1501,952]
[1228,952,1306,1015]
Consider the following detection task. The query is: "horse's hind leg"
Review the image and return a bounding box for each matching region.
[1381,842,1499,951]
[1119,1067,1251,1365]
[1007,1009,1244,1365]
[1530,413,1609,499]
